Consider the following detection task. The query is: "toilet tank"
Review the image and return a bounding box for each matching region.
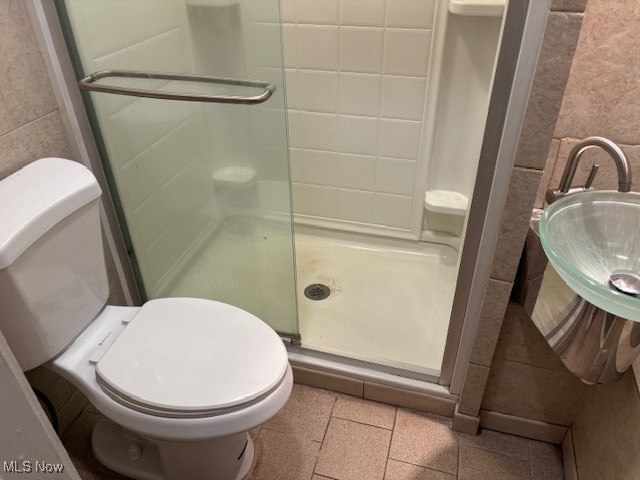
[0,158,108,371]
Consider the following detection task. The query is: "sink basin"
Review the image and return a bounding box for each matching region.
[539,190,640,322]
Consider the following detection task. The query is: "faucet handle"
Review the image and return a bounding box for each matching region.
[584,164,599,189]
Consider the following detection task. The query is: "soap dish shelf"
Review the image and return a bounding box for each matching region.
[449,0,506,17]
[424,190,469,216]
[211,166,257,187]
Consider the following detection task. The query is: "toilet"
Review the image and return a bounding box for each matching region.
[0,158,293,480]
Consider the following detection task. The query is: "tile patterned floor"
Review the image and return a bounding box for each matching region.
[62,384,565,480]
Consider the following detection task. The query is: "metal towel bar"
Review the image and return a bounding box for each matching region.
[79,70,275,105]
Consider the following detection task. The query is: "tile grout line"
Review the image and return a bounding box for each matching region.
[528,439,534,479]
[464,443,535,467]
[311,393,338,477]
[382,407,398,478]
[330,414,395,432]
[0,108,59,140]
[457,430,461,479]
[389,456,460,477]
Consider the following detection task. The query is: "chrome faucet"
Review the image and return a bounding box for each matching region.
[546,136,632,204]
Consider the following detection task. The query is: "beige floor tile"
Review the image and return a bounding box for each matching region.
[250,425,262,440]
[459,428,530,460]
[312,475,336,480]
[389,409,458,475]
[61,412,128,479]
[264,383,336,441]
[333,394,397,429]
[459,445,531,480]
[248,428,320,480]
[529,440,564,480]
[315,417,392,480]
[83,402,100,415]
[384,459,456,480]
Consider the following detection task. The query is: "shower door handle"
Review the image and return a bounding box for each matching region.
[79,70,276,105]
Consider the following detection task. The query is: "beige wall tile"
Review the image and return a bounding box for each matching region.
[0,94,13,135]
[521,227,548,281]
[514,12,583,170]
[493,303,565,372]
[482,358,587,426]
[469,279,513,367]
[520,273,543,317]
[458,363,490,416]
[549,138,640,193]
[490,168,543,282]
[535,139,560,208]
[555,1,640,144]
[0,111,72,179]
[550,0,587,12]
[0,0,57,128]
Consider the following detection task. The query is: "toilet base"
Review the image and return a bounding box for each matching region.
[92,417,254,480]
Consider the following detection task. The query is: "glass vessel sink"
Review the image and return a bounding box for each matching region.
[539,190,640,322]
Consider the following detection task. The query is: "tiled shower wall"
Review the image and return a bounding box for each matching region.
[283,0,437,232]
[63,1,219,295]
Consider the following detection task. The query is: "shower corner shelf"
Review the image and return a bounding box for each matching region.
[424,190,468,216]
[449,0,506,17]
[211,166,257,187]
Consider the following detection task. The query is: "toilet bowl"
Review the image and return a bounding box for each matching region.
[0,158,293,480]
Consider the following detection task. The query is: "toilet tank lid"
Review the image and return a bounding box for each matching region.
[0,158,101,269]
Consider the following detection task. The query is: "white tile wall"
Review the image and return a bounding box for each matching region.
[339,0,386,26]
[283,0,437,231]
[65,1,218,293]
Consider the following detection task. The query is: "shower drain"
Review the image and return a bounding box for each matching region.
[304,284,330,301]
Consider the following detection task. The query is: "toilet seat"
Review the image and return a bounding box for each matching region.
[95,298,288,419]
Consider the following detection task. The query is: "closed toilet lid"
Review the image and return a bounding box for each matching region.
[95,298,288,418]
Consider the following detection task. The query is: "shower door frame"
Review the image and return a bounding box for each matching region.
[28,0,550,395]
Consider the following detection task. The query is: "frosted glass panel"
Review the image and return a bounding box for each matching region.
[59,0,299,336]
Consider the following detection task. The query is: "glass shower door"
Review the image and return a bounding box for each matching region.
[57,0,299,337]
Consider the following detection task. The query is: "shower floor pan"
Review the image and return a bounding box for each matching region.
[163,217,457,376]
[295,225,457,376]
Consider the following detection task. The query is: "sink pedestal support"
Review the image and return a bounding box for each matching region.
[532,264,640,384]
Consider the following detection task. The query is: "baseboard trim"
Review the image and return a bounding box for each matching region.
[292,365,456,417]
[562,428,578,480]
[452,404,481,435]
[479,409,568,444]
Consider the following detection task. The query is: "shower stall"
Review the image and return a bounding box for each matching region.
[51,0,510,382]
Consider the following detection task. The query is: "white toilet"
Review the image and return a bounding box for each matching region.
[0,158,293,480]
